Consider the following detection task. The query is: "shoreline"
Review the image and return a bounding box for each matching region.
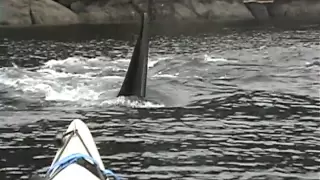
[1,20,319,42]
[1,18,319,30]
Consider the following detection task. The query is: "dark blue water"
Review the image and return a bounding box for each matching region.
[0,23,319,180]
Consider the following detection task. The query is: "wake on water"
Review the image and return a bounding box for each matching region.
[0,56,168,109]
[0,52,235,111]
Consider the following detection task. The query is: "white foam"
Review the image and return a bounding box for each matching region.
[153,73,178,78]
[148,56,172,68]
[115,58,130,64]
[114,55,169,69]
[204,54,228,62]
[0,55,169,108]
[101,96,165,108]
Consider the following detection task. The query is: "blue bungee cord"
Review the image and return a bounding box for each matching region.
[47,153,121,180]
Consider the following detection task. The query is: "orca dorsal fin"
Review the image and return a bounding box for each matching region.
[117,13,149,98]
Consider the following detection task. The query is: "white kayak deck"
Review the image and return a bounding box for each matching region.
[48,119,107,180]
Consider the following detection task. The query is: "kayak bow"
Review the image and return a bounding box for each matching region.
[30,119,120,180]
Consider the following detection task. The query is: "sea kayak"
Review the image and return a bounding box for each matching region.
[30,119,120,180]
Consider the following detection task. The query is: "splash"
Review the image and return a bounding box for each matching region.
[101,96,165,108]
[203,54,228,62]
[0,56,165,109]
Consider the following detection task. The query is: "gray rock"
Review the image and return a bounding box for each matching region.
[107,0,131,6]
[268,0,320,19]
[153,2,174,20]
[78,0,254,23]
[79,2,138,23]
[1,0,320,26]
[245,2,270,21]
[187,0,209,17]
[78,4,109,23]
[105,5,138,21]
[30,0,79,25]
[190,0,254,21]
[70,1,86,13]
[56,0,78,7]
[0,0,32,26]
[173,3,197,20]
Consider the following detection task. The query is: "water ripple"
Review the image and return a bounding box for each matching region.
[0,25,320,180]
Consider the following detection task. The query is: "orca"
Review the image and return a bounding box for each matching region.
[117,12,150,98]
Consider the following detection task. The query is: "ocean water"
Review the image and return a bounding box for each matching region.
[0,23,319,180]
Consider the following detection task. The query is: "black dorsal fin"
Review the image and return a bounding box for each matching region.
[117,13,149,98]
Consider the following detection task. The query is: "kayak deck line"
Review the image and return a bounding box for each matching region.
[48,127,102,177]
[29,119,121,180]
[47,153,120,180]
[47,128,120,180]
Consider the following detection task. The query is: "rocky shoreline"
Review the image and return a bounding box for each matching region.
[1,0,320,26]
